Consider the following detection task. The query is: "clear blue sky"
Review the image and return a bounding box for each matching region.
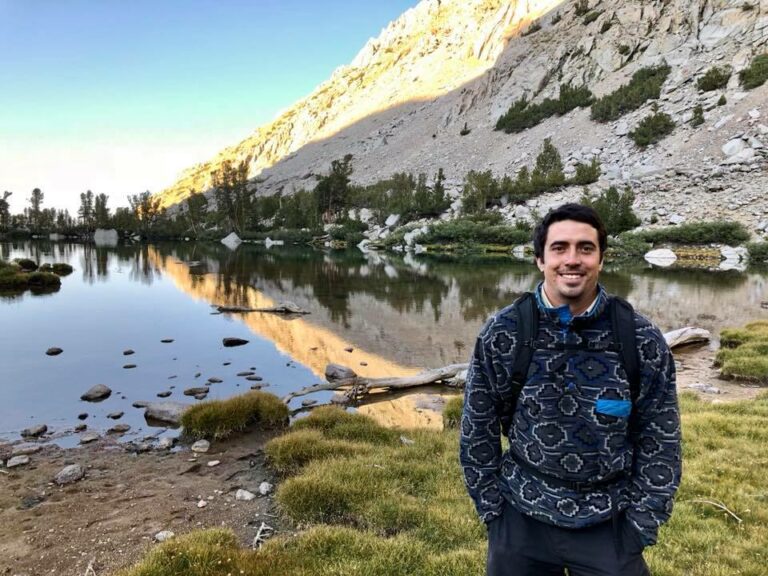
[0,0,416,214]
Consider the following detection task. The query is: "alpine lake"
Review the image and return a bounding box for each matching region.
[2,239,767,447]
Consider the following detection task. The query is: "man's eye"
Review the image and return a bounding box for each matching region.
[581,246,595,253]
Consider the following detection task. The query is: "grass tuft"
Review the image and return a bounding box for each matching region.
[716,321,768,381]
[123,397,768,576]
[180,391,288,440]
[442,396,463,429]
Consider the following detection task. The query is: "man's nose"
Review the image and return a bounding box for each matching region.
[564,249,581,264]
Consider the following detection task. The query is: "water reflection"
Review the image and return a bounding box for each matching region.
[3,240,768,435]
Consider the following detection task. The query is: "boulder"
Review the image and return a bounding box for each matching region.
[154,530,175,542]
[663,327,711,349]
[183,387,210,396]
[723,148,757,164]
[326,363,357,381]
[54,464,85,485]
[236,489,256,501]
[722,138,748,156]
[157,437,176,450]
[80,384,112,402]
[644,249,677,267]
[144,402,189,426]
[108,424,131,434]
[223,337,249,347]
[12,443,42,456]
[45,347,63,356]
[20,424,47,438]
[258,481,274,496]
[385,214,401,227]
[79,432,100,445]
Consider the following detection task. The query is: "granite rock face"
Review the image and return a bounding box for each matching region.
[156,0,768,236]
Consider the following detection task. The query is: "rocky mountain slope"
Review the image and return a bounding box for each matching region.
[158,0,768,234]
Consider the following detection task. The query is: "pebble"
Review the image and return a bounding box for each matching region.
[197,499,208,508]
[184,387,210,396]
[191,439,210,453]
[246,375,263,382]
[157,437,176,450]
[6,455,30,468]
[45,347,63,356]
[222,337,249,347]
[81,384,112,402]
[236,371,255,377]
[123,349,135,355]
[123,364,137,369]
[74,424,87,432]
[108,424,131,434]
[77,413,88,420]
[154,530,175,542]
[235,489,256,501]
[207,460,221,467]
[301,399,317,407]
[344,347,354,353]
[107,411,124,419]
[157,391,172,398]
[207,377,223,383]
[160,339,174,343]
[258,481,274,496]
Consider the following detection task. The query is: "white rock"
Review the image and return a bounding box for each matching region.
[54,464,85,485]
[155,530,175,542]
[722,138,748,156]
[6,455,30,468]
[79,432,100,445]
[197,499,208,508]
[723,148,757,164]
[154,437,175,451]
[749,109,761,119]
[713,115,734,130]
[758,124,768,135]
[236,489,256,501]
[385,214,401,227]
[669,214,686,225]
[687,383,722,394]
[264,237,285,248]
[144,402,189,426]
[644,249,677,267]
[207,460,220,467]
[664,327,711,349]
[258,481,273,496]
[220,232,242,250]
[191,439,210,453]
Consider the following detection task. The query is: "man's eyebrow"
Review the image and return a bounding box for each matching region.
[548,240,597,247]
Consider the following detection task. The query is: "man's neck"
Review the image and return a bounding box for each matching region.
[540,285,598,317]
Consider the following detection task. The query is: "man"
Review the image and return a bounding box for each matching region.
[460,203,681,576]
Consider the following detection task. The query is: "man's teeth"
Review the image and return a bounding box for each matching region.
[561,273,582,278]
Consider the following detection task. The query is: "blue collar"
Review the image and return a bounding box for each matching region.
[534,282,607,325]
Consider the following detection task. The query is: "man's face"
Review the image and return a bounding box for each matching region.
[536,219,602,313]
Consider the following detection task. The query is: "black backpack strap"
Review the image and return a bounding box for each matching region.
[501,292,538,436]
[609,297,640,405]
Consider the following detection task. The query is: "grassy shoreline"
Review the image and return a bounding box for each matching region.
[121,392,768,576]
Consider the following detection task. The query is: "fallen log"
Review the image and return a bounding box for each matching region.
[216,301,310,315]
[282,363,467,403]
[281,326,706,404]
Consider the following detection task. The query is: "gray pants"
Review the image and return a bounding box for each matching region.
[487,501,651,576]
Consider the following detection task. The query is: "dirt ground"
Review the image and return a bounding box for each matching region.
[0,429,289,576]
[0,346,764,576]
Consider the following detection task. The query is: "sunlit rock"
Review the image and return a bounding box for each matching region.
[644,249,677,267]
[221,232,242,250]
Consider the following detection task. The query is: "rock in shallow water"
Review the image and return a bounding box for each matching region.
[223,337,249,347]
[21,424,47,438]
[45,347,63,356]
[81,384,112,402]
[143,402,189,426]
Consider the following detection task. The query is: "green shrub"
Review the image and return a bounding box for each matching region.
[496,83,594,133]
[181,391,288,440]
[636,221,750,246]
[600,20,613,33]
[420,219,530,247]
[618,44,631,56]
[697,66,731,92]
[718,94,727,106]
[591,65,671,122]
[266,429,366,475]
[13,258,37,271]
[607,232,651,260]
[629,112,675,147]
[583,10,602,25]
[574,0,590,16]
[26,271,61,287]
[690,105,705,127]
[747,242,768,262]
[581,186,640,236]
[739,54,768,89]
[442,397,463,430]
[291,406,399,445]
[51,262,74,275]
[570,158,602,185]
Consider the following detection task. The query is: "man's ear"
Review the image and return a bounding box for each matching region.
[536,257,545,272]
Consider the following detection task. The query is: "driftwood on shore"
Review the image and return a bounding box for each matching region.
[216,301,310,315]
[282,326,709,405]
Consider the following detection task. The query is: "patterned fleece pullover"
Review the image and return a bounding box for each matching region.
[459,285,681,546]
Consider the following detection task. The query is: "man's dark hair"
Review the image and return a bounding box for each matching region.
[533,203,608,262]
